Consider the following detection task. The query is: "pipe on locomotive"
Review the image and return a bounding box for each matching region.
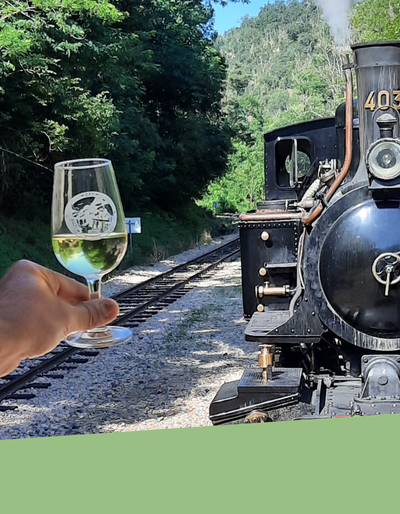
[302,57,354,225]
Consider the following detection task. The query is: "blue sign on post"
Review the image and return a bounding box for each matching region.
[125,217,141,234]
[125,218,141,255]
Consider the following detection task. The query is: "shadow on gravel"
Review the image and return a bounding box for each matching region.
[0,266,259,438]
[89,282,257,432]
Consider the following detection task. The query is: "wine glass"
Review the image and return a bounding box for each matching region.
[52,158,132,348]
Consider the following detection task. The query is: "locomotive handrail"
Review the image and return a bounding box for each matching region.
[302,57,354,225]
[239,211,303,221]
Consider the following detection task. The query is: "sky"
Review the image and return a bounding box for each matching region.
[212,0,273,35]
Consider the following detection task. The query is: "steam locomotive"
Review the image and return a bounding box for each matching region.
[209,40,400,423]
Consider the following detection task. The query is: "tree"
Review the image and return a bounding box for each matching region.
[199,0,346,213]
[0,0,124,211]
[199,133,264,213]
[351,0,400,42]
[0,0,231,217]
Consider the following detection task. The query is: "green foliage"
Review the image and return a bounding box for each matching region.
[0,0,124,212]
[199,0,346,213]
[199,130,264,213]
[220,0,345,129]
[126,206,220,266]
[0,215,60,275]
[351,0,400,42]
[127,0,231,210]
[0,203,220,277]
[0,0,230,221]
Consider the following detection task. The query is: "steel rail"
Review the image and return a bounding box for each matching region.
[0,348,77,405]
[115,244,240,325]
[112,238,240,301]
[0,238,240,410]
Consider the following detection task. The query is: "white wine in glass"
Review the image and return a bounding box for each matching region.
[52,158,132,348]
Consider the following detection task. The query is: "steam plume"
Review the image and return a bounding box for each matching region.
[314,0,360,49]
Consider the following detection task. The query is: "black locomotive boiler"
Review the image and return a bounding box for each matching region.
[209,40,400,424]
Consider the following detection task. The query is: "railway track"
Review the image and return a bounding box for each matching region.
[0,237,240,411]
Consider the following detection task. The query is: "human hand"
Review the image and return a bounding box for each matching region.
[0,260,119,377]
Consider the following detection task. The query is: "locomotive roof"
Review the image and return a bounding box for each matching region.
[263,117,335,142]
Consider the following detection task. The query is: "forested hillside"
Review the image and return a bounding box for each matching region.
[198,0,400,214]
[198,0,345,213]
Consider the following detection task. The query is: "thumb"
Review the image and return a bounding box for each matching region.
[72,298,120,331]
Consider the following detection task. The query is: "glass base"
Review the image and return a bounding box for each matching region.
[65,326,132,349]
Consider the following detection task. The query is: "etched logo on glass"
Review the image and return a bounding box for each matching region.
[65,191,117,238]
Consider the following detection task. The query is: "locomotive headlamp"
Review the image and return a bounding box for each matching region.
[367,138,400,180]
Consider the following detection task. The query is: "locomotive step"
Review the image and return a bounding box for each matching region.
[245,310,290,341]
[209,367,302,425]
[238,367,302,393]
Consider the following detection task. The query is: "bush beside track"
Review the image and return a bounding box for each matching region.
[0,203,225,278]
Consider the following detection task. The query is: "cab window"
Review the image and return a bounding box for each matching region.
[276,137,311,188]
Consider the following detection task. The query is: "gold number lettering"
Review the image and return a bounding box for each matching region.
[364,90,400,111]
[393,91,400,110]
[365,91,376,111]
[378,90,390,110]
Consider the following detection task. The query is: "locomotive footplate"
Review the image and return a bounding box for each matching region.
[244,307,323,344]
[209,367,302,425]
[244,311,290,341]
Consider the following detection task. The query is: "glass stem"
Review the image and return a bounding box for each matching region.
[87,277,101,299]
[86,277,108,333]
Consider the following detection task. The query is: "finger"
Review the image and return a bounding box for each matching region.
[40,267,90,304]
[0,354,23,378]
[6,260,90,304]
[69,298,119,331]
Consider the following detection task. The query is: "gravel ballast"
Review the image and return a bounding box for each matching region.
[0,234,260,439]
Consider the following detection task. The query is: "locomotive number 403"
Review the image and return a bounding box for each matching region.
[365,90,400,111]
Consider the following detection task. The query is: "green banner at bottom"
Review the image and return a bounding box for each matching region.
[0,415,399,513]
